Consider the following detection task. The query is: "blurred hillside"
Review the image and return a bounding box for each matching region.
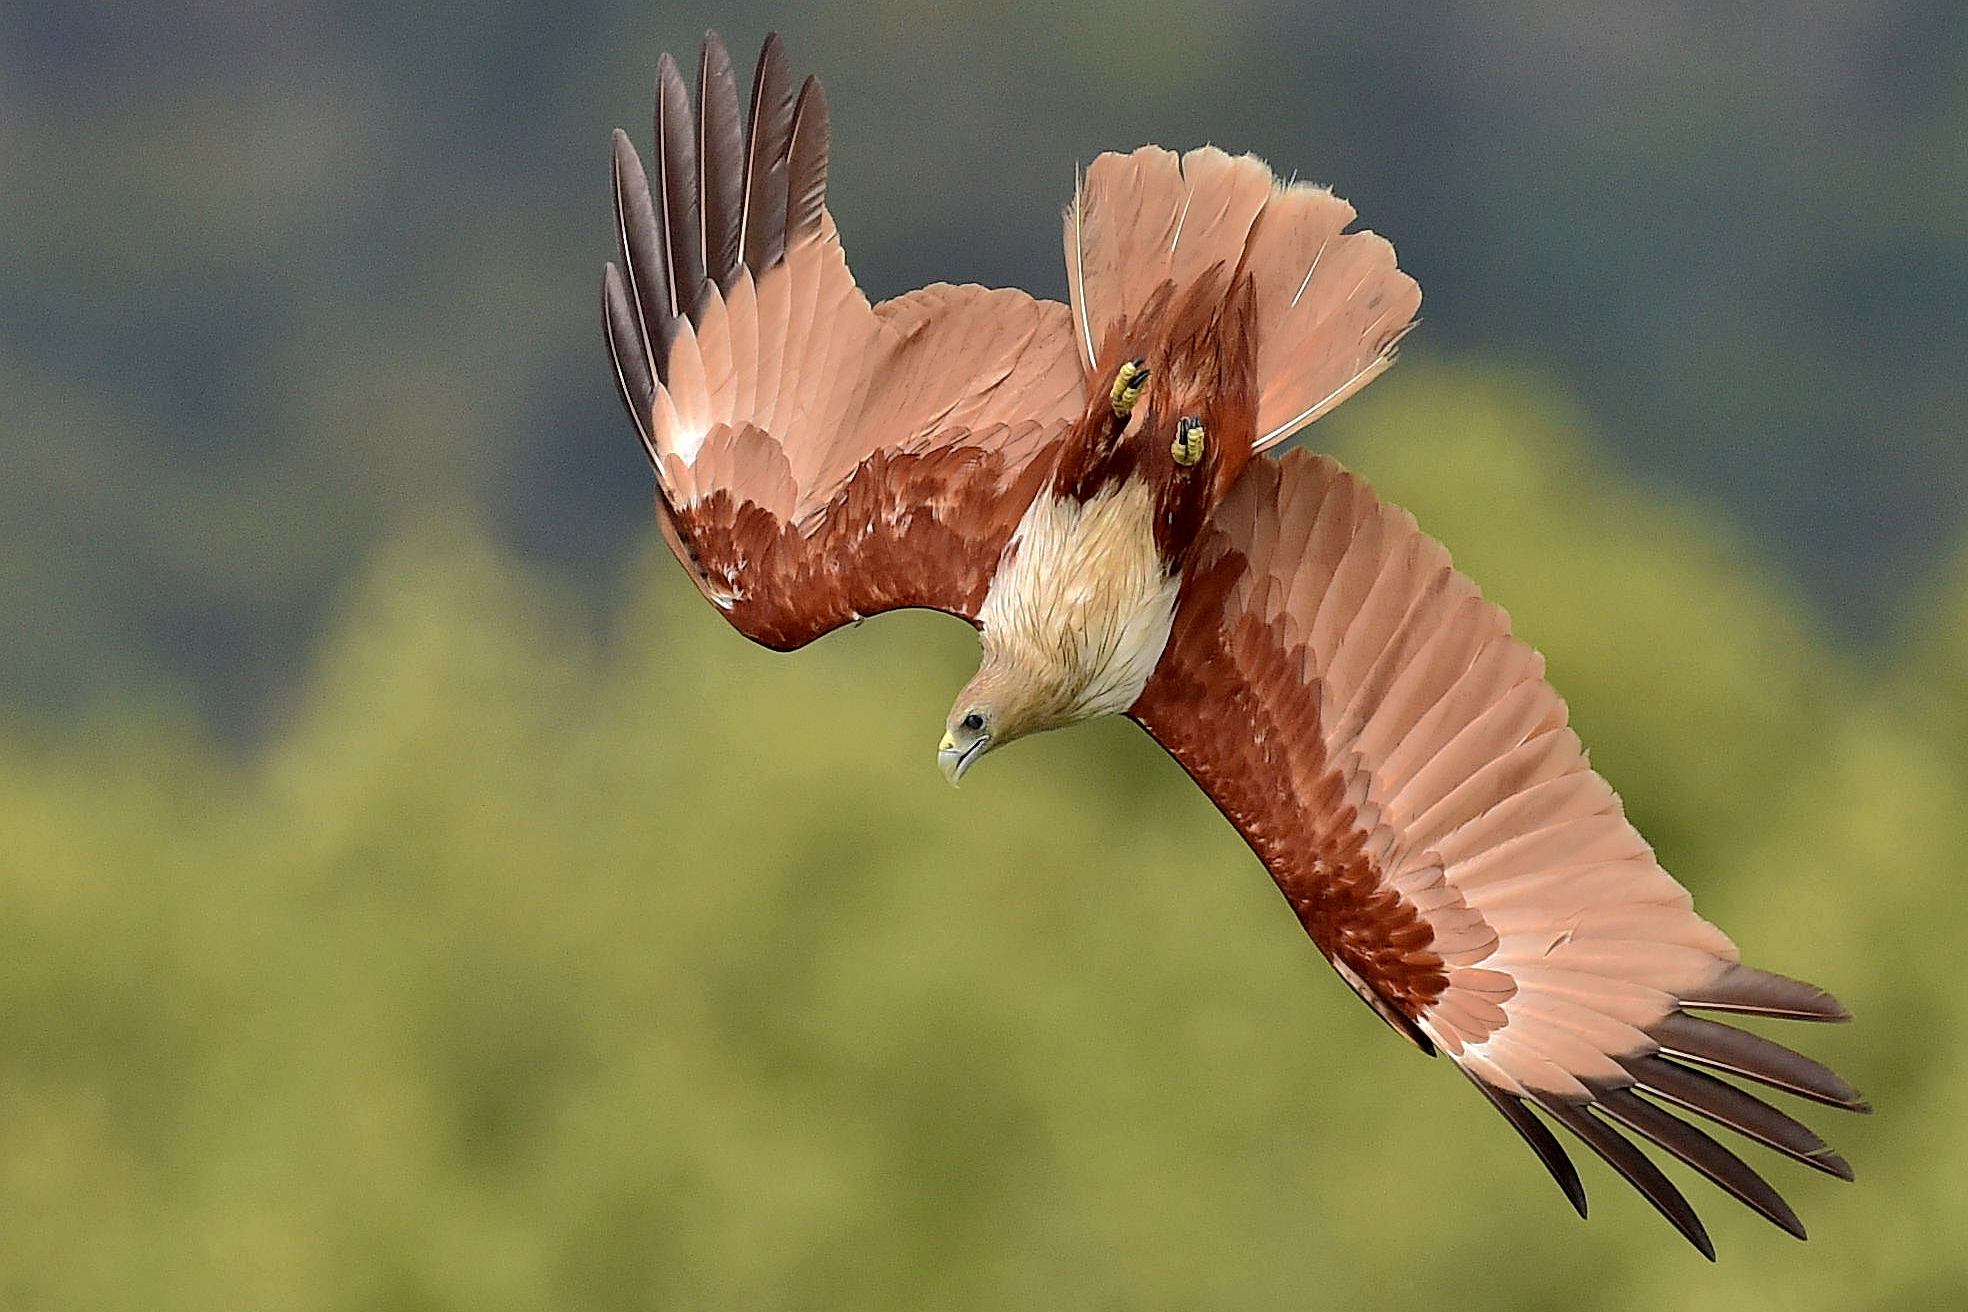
[5,0,1967,735]
[2,375,1961,1308]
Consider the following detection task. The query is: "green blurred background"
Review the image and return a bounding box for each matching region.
[5,1,1964,1307]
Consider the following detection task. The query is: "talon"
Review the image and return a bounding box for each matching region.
[1110,359,1149,417]
[1172,415,1205,466]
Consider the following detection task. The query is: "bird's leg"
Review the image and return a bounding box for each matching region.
[1172,415,1205,466]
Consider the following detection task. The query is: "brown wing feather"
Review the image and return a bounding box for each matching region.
[695,35,745,292]
[1129,449,1864,1254]
[604,33,1086,649]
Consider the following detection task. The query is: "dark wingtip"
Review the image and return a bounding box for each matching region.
[1537,1097,1715,1259]
[785,74,831,240]
[1684,963,1854,1023]
[609,122,675,367]
[1813,1148,1856,1182]
[602,262,655,451]
[1458,1067,1587,1218]
[694,30,747,290]
[1652,1012,1867,1111]
[741,30,799,273]
[1620,1051,1857,1181]
[1594,1085,1809,1243]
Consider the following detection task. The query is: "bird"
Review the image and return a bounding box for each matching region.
[601,31,1865,1257]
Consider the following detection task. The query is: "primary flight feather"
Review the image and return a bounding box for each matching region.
[602,31,1864,1257]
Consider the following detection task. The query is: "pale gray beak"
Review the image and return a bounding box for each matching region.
[937,731,988,786]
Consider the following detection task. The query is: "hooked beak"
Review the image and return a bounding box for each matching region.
[936,731,989,786]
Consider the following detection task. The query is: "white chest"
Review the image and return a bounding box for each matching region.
[976,482,1184,723]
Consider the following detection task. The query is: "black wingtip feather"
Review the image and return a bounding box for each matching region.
[1622,1052,1854,1180]
[1593,1086,1807,1241]
[696,31,746,291]
[654,52,707,317]
[609,129,673,371]
[1682,963,1854,1023]
[1537,1097,1716,1259]
[1652,1013,1867,1111]
[602,263,654,449]
[785,75,830,241]
[742,33,798,272]
[1461,1068,1587,1218]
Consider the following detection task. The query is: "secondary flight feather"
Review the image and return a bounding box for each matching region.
[601,31,1864,1256]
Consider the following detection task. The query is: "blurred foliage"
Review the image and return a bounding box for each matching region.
[1,367,1961,1309]
[5,0,1968,733]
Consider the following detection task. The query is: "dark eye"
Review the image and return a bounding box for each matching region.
[960,712,985,733]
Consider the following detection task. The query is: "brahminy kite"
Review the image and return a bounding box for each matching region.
[601,32,1864,1256]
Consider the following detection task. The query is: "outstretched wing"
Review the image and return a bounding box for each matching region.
[1129,449,1866,1257]
[604,33,1086,650]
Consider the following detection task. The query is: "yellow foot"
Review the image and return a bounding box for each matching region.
[1110,358,1149,417]
[1172,415,1205,466]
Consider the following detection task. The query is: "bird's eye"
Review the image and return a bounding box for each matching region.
[960,712,985,733]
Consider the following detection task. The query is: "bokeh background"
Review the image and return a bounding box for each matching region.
[5,1,1965,1307]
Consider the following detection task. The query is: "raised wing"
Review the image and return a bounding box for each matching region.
[1128,449,1866,1256]
[604,33,1086,649]
[1066,147,1420,450]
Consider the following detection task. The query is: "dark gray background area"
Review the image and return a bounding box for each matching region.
[7,0,1962,736]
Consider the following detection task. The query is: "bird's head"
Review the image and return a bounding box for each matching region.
[937,657,1064,785]
[937,703,993,786]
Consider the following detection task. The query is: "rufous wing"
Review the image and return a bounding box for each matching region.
[1129,449,1866,1257]
[604,33,1088,649]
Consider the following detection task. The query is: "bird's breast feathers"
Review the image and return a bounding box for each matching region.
[976,478,1183,725]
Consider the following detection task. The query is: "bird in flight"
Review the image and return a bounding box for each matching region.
[602,31,1864,1256]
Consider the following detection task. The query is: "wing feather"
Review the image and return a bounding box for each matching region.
[1457,1065,1588,1218]
[602,262,654,453]
[1593,1085,1806,1239]
[609,129,670,381]
[1130,450,1863,1253]
[749,257,791,434]
[739,35,797,273]
[1624,1053,1854,1178]
[1536,1098,1714,1258]
[654,53,704,315]
[722,265,759,429]
[695,34,745,289]
[785,77,830,237]
[604,33,1087,647]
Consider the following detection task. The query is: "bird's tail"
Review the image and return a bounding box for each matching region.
[1064,147,1419,451]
